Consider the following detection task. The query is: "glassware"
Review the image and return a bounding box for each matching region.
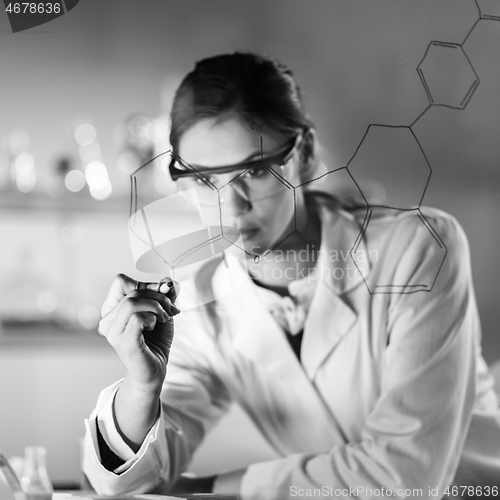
[21,446,53,500]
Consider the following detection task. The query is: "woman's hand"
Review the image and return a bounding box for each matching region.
[98,273,181,393]
[97,274,181,451]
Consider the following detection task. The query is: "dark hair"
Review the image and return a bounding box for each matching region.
[169,52,314,152]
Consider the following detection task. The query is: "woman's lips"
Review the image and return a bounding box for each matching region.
[239,227,259,238]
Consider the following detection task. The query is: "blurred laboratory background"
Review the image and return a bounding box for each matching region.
[1,0,500,487]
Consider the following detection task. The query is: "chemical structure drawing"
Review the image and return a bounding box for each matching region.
[475,0,500,22]
[346,125,431,211]
[417,42,479,110]
[128,2,499,297]
[129,152,255,309]
[129,153,240,274]
[342,124,448,294]
[343,1,499,294]
[218,134,316,263]
[129,132,317,276]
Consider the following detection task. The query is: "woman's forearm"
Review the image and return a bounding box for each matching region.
[113,375,162,452]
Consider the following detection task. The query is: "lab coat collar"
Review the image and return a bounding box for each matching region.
[300,205,369,378]
[315,204,370,295]
[213,204,370,381]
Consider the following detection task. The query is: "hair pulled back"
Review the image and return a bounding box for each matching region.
[169,52,314,152]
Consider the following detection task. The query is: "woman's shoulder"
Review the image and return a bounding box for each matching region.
[355,206,471,292]
[308,191,467,250]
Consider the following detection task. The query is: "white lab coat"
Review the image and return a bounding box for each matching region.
[83,204,500,499]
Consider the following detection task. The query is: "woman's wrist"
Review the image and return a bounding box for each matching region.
[113,378,161,452]
[122,370,165,399]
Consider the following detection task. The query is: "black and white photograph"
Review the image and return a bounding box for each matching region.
[1,1,500,499]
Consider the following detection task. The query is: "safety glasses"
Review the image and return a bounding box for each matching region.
[168,133,302,184]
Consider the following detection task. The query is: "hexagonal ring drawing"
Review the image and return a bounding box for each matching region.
[417,41,480,109]
[344,124,448,294]
[345,124,432,210]
[218,152,315,262]
[349,208,448,295]
[129,151,242,273]
[475,0,500,21]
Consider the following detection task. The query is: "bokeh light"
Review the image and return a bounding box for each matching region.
[89,181,112,201]
[143,119,168,143]
[85,160,109,190]
[14,152,36,193]
[64,169,86,192]
[0,153,9,187]
[74,123,97,146]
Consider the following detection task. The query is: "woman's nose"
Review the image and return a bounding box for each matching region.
[220,182,252,215]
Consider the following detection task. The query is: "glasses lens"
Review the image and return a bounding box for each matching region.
[229,161,290,201]
[177,175,219,207]
[129,151,243,273]
[176,157,292,206]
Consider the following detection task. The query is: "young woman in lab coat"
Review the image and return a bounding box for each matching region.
[83,53,500,499]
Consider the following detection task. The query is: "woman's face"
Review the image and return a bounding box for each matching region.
[177,116,302,257]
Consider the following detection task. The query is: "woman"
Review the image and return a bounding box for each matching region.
[83,52,500,499]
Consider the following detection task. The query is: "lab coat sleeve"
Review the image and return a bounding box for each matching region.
[83,309,232,495]
[241,214,478,499]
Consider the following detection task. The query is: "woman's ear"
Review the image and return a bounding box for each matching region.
[298,128,319,184]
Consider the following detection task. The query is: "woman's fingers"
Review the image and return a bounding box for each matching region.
[136,278,181,305]
[101,273,137,317]
[98,274,181,340]
[126,312,158,338]
[99,295,170,338]
[96,275,181,391]
[127,289,180,317]
[100,273,179,318]
[99,291,180,335]
[111,312,159,355]
[166,279,180,304]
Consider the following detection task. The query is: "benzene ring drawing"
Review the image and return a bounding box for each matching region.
[417,41,479,109]
[475,0,500,21]
[346,125,431,211]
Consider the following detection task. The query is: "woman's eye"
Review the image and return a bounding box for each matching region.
[243,167,265,179]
